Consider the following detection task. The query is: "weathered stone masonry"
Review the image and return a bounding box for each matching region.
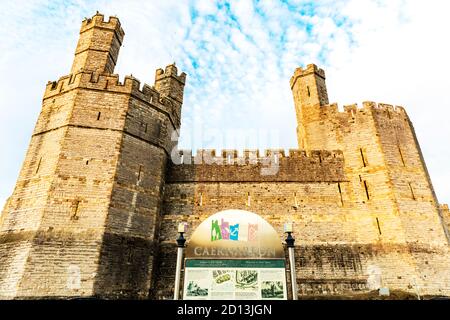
[0,13,449,299]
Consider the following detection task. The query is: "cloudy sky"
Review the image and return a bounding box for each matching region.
[1,0,449,210]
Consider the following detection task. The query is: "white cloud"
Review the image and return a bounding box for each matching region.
[324,0,450,204]
[194,0,217,15]
[0,0,449,206]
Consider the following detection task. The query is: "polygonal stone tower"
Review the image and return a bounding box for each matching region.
[291,64,450,295]
[0,12,185,299]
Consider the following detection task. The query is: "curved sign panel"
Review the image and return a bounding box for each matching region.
[183,210,287,300]
[185,209,285,259]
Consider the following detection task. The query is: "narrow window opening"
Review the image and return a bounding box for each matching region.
[85,160,89,165]
[387,110,392,119]
[294,192,298,207]
[398,145,405,166]
[144,123,148,133]
[409,182,416,200]
[156,123,161,138]
[360,148,367,167]
[307,86,311,97]
[363,180,370,200]
[359,175,362,182]
[137,165,143,184]
[376,217,382,235]
[318,154,322,164]
[97,112,101,120]
[35,157,42,174]
[127,248,133,264]
[247,192,251,207]
[71,200,81,220]
[227,154,232,164]
[199,192,203,206]
[338,183,344,206]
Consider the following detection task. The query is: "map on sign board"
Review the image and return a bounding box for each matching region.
[182,210,288,300]
[183,259,287,300]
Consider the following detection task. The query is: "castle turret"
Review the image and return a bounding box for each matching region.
[290,63,329,109]
[155,64,186,104]
[290,64,329,149]
[71,12,124,74]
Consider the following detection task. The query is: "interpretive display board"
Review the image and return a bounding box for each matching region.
[183,259,287,300]
[182,209,288,300]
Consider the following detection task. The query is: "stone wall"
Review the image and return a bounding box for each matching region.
[156,177,450,298]
[154,65,450,299]
[167,149,345,183]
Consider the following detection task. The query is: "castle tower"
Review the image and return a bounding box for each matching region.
[155,64,186,104]
[71,12,124,74]
[154,64,186,126]
[290,64,329,149]
[291,64,450,295]
[0,13,186,299]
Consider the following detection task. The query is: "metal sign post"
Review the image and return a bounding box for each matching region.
[284,223,298,300]
[174,223,186,300]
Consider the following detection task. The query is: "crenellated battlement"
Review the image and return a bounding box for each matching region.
[44,70,185,114]
[155,64,186,84]
[44,72,138,96]
[290,63,326,88]
[167,148,345,182]
[171,148,344,166]
[42,68,186,128]
[80,12,124,41]
[315,101,407,120]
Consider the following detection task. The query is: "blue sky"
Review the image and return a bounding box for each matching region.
[1,0,450,209]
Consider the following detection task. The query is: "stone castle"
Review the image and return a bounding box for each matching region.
[0,13,449,299]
